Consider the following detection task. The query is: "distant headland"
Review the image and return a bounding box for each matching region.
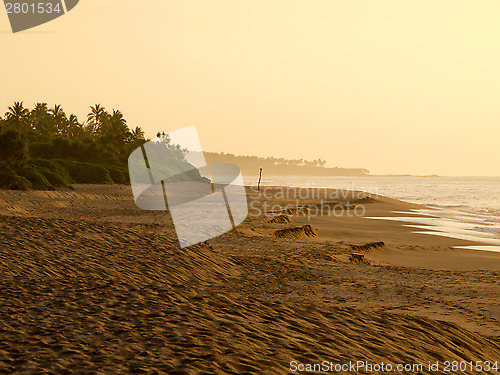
[204,152,369,177]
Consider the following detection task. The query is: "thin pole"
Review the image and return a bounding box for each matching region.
[257,168,262,192]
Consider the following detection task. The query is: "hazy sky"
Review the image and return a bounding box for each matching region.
[1,1,499,176]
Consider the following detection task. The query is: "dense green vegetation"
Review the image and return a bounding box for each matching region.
[0,102,147,190]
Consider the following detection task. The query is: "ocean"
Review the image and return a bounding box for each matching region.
[244,175,500,253]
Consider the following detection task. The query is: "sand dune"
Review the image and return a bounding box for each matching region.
[268,215,292,224]
[0,185,499,373]
[273,225,317,239]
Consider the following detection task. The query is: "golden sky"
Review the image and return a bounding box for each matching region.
[1,0,499,176]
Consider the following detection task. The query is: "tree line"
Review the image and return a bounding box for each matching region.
[1,102,146,157]
[0,101,369,190]
[204,152,370,176]
[0,101,148,189]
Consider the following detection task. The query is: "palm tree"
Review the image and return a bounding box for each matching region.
[49,104,67,135]
[30,103,54,136]
[66,114,84,137]
[86,104,106,135]
[4,101,29,131]
[156,132,170,145]
[100,109,131,145]
[130,126,145,142]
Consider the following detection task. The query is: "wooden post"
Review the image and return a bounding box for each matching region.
[257,168,263,192]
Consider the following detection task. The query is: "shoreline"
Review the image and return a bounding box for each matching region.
[243,185,500,269]
[245,175,500,236]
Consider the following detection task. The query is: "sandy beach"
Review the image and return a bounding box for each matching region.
[0,184,499,374]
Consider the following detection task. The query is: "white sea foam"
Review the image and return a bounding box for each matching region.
[245,175,500,253]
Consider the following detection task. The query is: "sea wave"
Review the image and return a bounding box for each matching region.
[248,175,500,251]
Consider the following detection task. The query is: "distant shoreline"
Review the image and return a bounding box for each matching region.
[244,173,441,178]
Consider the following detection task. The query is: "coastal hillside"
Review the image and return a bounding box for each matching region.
[205,152,369,176]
